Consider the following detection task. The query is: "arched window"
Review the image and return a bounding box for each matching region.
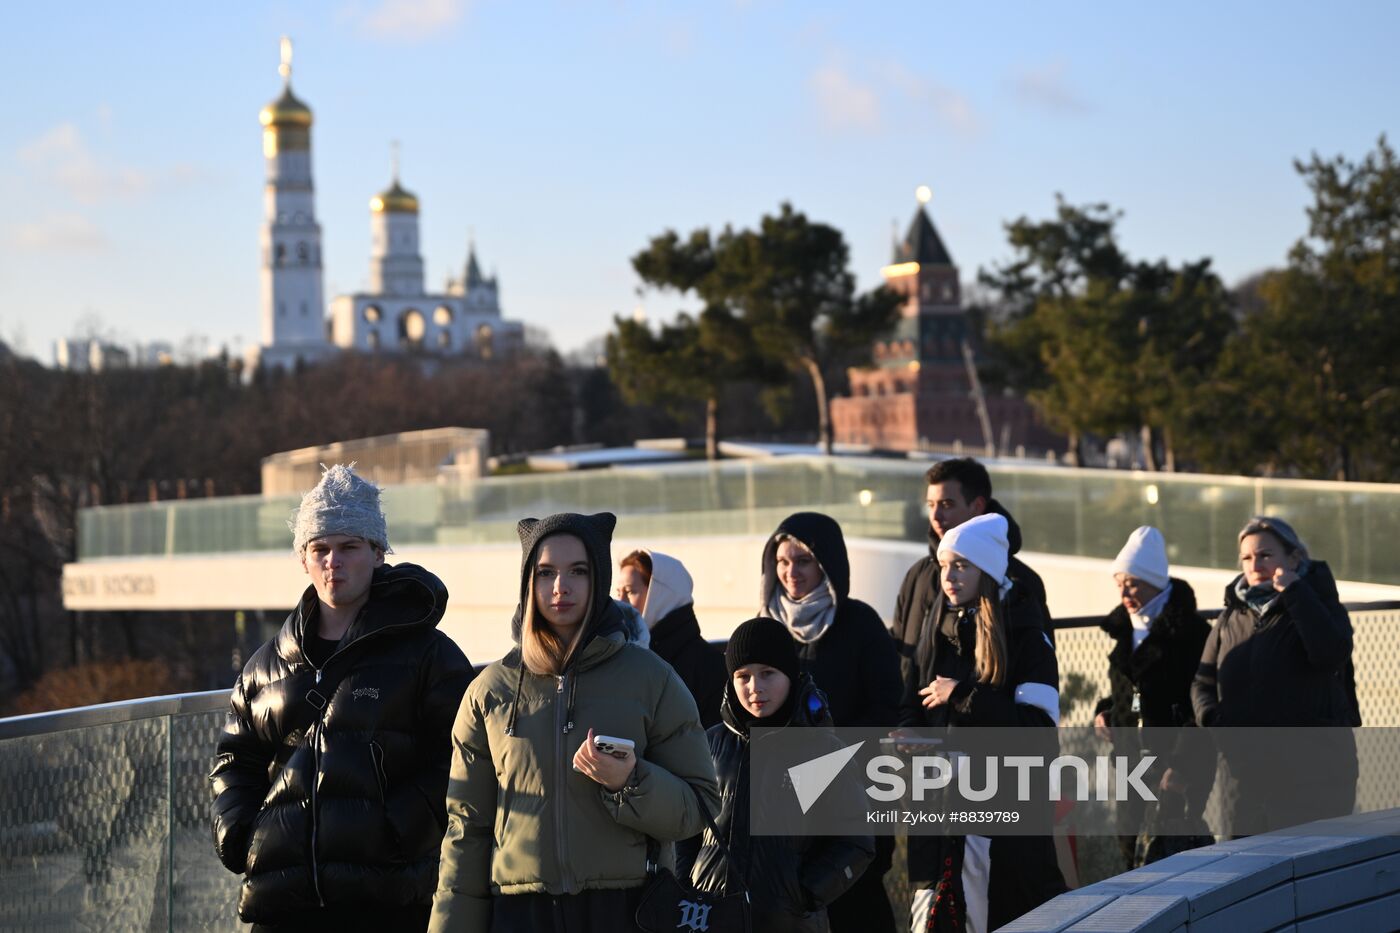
[475,323,494,360]
[400,309,426,349]
[367,330,380,350]
[437,330,452,349]
[364,305,382,324]
[297,242,309,264]
[433,305,453,327]
[275,244,286,266]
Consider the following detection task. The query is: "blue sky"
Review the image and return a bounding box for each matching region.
[3,1,1397,362]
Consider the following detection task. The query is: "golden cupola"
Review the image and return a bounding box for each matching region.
[370,179,420,214]
[260,37,312,156]
[259,86,312,129]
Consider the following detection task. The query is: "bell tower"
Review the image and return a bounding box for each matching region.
[258,37,327,353]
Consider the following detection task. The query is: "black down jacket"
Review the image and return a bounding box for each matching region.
[677,686,874,932]
[210,562,474,925]
[1191,560,1358,836]
[1096,579,1209,733]
[650,604,727,730]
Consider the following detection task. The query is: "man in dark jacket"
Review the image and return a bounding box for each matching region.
[891,459,1051,684]
[210,465,474,931]
[758,511,902,933]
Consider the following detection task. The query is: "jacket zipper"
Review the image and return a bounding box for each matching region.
[554,672,574,893]
[310,717,325,905]
[370,741,388,799]
[298,575,438,908]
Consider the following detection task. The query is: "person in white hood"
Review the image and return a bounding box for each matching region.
[618,549,727,728]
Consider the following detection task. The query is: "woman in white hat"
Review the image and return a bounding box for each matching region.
[1093,526,1214,868]
[897,513,1065,933]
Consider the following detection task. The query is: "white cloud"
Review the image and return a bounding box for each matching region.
[809,58,981,139]
[17,122,151,204]
[881,63,981,137]
[348,0,468,42]
[6,212,108,252]
[1012,61,1089,114]
[810,65,882,132]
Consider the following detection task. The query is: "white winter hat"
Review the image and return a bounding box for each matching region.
[937,513,1009,586]
[289,463,391,554]
[1111,525,1169,590]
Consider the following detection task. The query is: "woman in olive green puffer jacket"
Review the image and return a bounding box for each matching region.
[430,512,720,933]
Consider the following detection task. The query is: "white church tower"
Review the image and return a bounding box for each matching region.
[368,148,425,296]
[254,38,330,371]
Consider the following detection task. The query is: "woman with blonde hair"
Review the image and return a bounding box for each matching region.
[897,513,1064,933]
[430,512,719,932]
[1192,515,1358,836]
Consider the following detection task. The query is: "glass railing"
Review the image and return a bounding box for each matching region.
[77,457,1400,584]
[0,691,238,932]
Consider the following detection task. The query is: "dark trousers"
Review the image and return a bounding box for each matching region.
[251,903,429,932]
[826,836,896,933]
[491,887,645,932]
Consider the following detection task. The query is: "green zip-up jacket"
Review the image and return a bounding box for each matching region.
[430,512,720,932]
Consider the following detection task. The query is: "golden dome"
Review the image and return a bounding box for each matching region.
[259,86,313,128]
[370,180,419,214]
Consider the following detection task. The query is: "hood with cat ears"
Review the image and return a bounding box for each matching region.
[511,512,621,646]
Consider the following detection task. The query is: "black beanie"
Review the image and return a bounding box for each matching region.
[725,617,800,683]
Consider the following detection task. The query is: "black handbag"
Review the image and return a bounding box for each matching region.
[635,784,751,933]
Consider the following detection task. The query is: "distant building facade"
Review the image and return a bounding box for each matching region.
[831,196,1060,452]
[54,339,130,372]
[54,339,176,371]
[250,40,522,373]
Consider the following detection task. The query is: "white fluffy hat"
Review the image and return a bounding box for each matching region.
[289,464,391,554]
[1111,525,1169,590]
[937,513,1010,586]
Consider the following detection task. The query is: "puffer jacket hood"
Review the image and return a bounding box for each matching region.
[509,512,626,656]
[927,497,1026,557]
[760,511,850,607]
[640,549,694,628]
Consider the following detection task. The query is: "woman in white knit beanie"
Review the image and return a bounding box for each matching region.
[902,512,1065,933]
[1093,525,1213,870]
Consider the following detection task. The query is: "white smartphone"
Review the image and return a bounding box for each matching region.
[593,735,636,758]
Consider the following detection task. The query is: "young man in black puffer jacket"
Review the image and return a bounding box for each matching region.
[210,465,474,931]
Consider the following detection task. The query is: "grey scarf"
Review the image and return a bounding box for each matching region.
[765,584,837,644]
[1235,559,1310,615]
